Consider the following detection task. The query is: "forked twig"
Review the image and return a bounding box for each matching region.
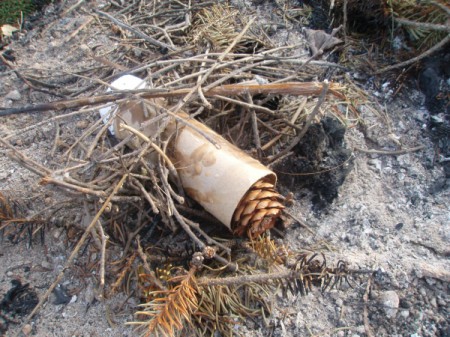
[14,174,129,337]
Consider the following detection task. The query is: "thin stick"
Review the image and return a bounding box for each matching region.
[354,145,425,155]
[3,103,116,141]
[51,122,61,156]
[343,0,348,43]
[15,174,128,337]
[136,236,166,290]
[394,18,450,33]
[182,217,231,254]
[160,165,236,270]
[363,276,374,337]
[63,16,94,44]
[40,176,106,197]
[212,94,277,115]
[83,201,103,251]
[0,54,66,98]
[197,46,213,109]
[0,138,52,176]
[151,103,221,149]
[63,113,106,158]
[246,93,262,158]
[374,34,450,74]
[97,220,108,299]
[198,270,293,286]
[283,210,315,235]
[85,119,114,159]
[132,177,160,214]
[0,82,342,117]
[267,151,295,168]
[61,0,86,16]
[431,0,450,15]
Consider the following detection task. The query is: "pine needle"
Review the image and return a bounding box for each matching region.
[130,268,198,337]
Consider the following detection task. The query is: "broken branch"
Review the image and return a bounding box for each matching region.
[0,82,343,117]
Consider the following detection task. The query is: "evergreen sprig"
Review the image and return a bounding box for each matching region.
[0,0,35,26]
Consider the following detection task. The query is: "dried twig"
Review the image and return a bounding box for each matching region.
[374,34,450,74]
[283,210,315,235]
[198,269,293,287]
[394,18,450,33]
[97,220,108,299]
[0,54,66,98]
[15,174,129,337]
[131,177,160,214]
[431,1,450,15]
[40,176,107,197]
[0,138,52,177]
[363,276,374,337]
[343,0,348,43]
[354,145,425,155]
[0,82,342,117]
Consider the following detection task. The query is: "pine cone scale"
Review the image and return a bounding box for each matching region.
[232,179,285,238]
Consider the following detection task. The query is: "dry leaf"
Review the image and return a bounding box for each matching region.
[1,24,19,37]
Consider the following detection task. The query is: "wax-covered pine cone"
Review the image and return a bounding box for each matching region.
[232,179,285,238]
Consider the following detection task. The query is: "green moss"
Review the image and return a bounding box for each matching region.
[0,0,35,26]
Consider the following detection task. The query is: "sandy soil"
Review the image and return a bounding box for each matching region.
[0,1,449,337]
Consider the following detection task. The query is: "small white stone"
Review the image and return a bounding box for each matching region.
[400,310,410,318]
[5,90,21,101]
[41,260,53,270]
[379,290,400,318]
[22,324,32,335]
[52,227,63,240]
[419,288,427,297]
[430,297,437,308]
[355,326,366,333]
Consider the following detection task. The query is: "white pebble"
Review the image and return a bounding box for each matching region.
[5,90,21,101]
[379,290,400,318]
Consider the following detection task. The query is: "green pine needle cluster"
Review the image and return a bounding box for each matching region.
[0,0,35,26]
[388,0,449,50]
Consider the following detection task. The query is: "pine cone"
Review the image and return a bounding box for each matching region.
[232,179,285,238]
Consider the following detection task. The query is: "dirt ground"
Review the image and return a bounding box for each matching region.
[0,1,449,337]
